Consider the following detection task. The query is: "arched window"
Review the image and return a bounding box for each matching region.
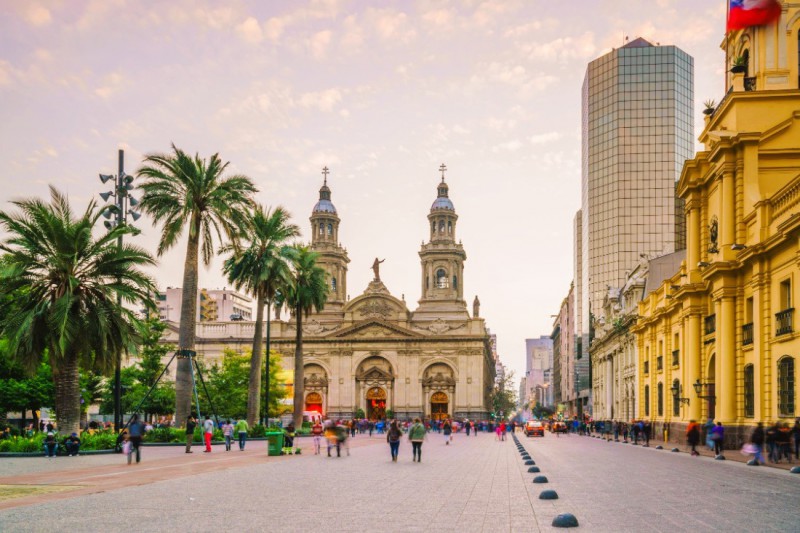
[778,356,795,416]
[657,382,663,416]
[432,221,436,234]
[448,221,452,234]
[439,220,445,233]
[644,385,650,416]
[327,223,333,236]
[453,275,458,290]
[318,222,324,235]
[744,364,754,418]
[436,268,449,289]
[672,379,680,416]
[742,48,750,77]
[331,277,337,292]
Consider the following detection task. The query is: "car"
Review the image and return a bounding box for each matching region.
[549,421,568,433]
[525,420,544,437]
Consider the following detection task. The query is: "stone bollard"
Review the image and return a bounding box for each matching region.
[524,460,535,466]
[790,466,800,474]
[714,455,726,461]
[532,475,548,483]
[552,513,579,528]
[746,459,759,466]
[671,448,680,452]
[539,490,558,500]
[527,466,540,473]
[655,445,663,450]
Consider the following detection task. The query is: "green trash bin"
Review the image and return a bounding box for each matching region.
[266,431,284,456]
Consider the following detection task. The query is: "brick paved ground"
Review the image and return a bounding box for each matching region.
[0,430,798,532]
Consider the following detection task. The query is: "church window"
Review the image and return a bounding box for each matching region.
[439,220,445,233]
[778,356,795,416]
[432,221,436,234]
[743,365,754,418]
[657,382,663,417]
[319,223,324,235]
[436,269,449,289]
[672,379,680,417]
[644,385,650,416]
[453,275,458,289]
[331,277,337,292]
[327,223,333,236]
[448,221,452,234]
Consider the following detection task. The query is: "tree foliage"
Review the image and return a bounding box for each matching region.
[490,370,517,419]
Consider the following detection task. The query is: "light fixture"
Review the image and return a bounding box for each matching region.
[731,243,747,250]
[693,379,715,400]
[99,173,114,183]
[102,209,113,220]
[671,384,690,406]
[103,220,116,230]
[129,196,139,207]
[698,261,710,268]
[130,211,141,221]
[100,191,114,202]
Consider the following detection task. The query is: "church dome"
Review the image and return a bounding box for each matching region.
[313,176,337,214]
[431,196,455,211]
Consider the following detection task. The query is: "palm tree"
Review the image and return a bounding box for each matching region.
[222,205,299,426]
[281,246,328,428]
[0,187,156,434]
[137,145,257,424]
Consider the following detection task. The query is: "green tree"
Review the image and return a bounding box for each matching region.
[137,145,257,424]
[222,205,298,426]
[0,339,54,428]
[489,370,517,420]
[279,246,328,428]
[0,187,156,434]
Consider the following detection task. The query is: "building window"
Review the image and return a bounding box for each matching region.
[656,356,663,371]
[645,385,650,416]
[744,364,754,418]
[318,222,324,235]
[780,279,792,309]
[778,356,795,416]
[644,361,649,374]
[331,277,337,292]
[439,220,445,233]
[657,382,664,416]
[448,221,452,234]
[436,269,449,289]
[431,221,435,234]
[453,275,458,290]
[672,379,680,416]
[777,280,794,336]
[327,223,333,236]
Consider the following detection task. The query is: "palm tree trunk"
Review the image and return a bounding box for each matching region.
[246,291,265,426]
[293,307,304,429]
[53,353,81,435]
[175,232,200,425]
[264,301,272,425]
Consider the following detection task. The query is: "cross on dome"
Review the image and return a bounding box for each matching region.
[439,163,447,183]
[322,166,329,186]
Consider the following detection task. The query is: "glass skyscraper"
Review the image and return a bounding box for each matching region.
[577,38,694,407]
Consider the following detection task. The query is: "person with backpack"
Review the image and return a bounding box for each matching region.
[409,418,426,462]
[387,420,402,462]
[128,414,146,464]
[710,421,724,457]
[687,420,700,456]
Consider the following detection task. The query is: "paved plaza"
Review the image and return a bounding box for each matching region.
[0,431,798,532]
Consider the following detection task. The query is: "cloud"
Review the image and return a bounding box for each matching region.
[94,72,124,100]
[470,62,558,96]
[0,61,12,87]
[366,8,417,43]
[524,32,597,64]
[264,17,286,42]
[297,88,342,112]
[421,8,455,30]
[309,30,333,59]
[236,17,263,44]
[529,132,562,145]
[24,4,52,27]
[492,139,523,152]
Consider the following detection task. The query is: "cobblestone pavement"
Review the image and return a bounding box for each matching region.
[0,430,798,532]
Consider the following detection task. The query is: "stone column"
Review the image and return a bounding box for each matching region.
[686,312,702,421]
[721,168,735,260]
[718,293,737,423]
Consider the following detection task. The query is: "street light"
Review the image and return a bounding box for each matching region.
[98,149,141,434]
[670,383,690,406]
[692,379,715,400]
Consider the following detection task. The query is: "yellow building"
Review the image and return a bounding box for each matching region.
[633,6,800,447]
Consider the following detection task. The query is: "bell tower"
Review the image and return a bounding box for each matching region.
[417,164,467,313]
[310,166,349,311]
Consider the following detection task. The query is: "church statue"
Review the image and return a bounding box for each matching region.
[473,295,480,318]
[371,258,385,281]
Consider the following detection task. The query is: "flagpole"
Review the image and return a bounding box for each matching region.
[725,0,730,93]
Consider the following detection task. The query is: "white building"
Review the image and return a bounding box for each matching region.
[156,287,253,323]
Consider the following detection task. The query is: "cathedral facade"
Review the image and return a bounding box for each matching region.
[167,168,495,420]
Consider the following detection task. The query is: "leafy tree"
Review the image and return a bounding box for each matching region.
[0,339,54,428]
[278,246,328,428]
[222,205,298,425]
[0,187,156,434]
[137,145,257,425]
[490,370,517,420]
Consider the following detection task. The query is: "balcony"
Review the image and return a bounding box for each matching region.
[704,314,716,335]
[742,323,754,346]
[656,356,663,371]
[672,350,680,367]
[776,309,794,336]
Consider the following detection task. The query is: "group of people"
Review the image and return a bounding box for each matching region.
[747,420,799,465]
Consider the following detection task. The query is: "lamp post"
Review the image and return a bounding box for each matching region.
[670,383,690,407]
[99,149,141,434]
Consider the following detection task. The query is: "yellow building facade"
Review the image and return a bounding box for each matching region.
[633,6,800,447]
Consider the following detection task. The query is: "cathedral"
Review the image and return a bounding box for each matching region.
[168,167,495,420]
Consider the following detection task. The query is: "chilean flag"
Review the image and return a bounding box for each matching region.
[727,0,782,31]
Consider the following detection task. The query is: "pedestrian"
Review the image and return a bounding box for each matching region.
[703,418,715,451]
[185,415,197,453]
[443,419,453,445]
[222,420,234,451]
[711,421,724,457]
[776,422,792,463]
[233,418,248,451]
[793,418,800,461]
[409,417,426,462]
[203,416,214,453]
[284,423,296,455]
[312,419,323,454]
[687,419,700,456]
[766,422,779,463]
[350,419,357,438]
[44,431,57,458]
[387,420,402,462]
[128,414,145,464]
[465,419,471,436]
[750,422,766,465]
[368,420,374,437]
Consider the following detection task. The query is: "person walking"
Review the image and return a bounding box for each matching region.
[387,420,402,462]
[185,415,197,453]
[766,422,779,463]
[711,421,724,457]
[703,418,715,451]
[793,418,800,461]
[750,422,766,465]
[465,419,471,436]
[686,420,700,456]
[234,418,248,451]
[443,419,453,445]
[312,419,323,454]
[409,417,426,462]
[203,416,214,453]
[776,422,793,463]
[222,420,234,451]
[128,414,145,464]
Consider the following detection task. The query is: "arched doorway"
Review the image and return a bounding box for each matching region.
[366,387,387,420]
[430,391,449,420]
[305,392,323,416]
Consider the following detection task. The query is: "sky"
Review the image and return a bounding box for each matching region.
[0,0,728,387]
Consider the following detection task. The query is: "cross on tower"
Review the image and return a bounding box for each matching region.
[322,166,329,185]
[439,163,447,182]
